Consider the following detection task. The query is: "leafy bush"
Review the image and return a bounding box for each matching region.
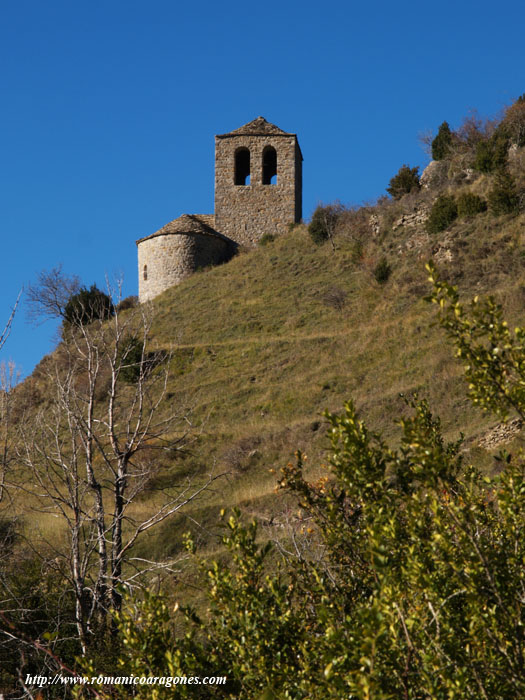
[431,121,453,160]
[63,284,114,327]
[456,192,487,218]
[488,169,520,215]
[386,164,420,200]
[117,336,145,384]
[116,295,138,312]
[350,239,364,264]
[373,257,392,283]
[0,549,79,692]
[308,204,342,245]
[473,132,509,172]
[259,233,275,246]
[426,194,458,233]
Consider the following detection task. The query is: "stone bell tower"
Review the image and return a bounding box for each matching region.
[214,117,303,247]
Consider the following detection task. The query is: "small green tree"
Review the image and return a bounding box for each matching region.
[386,164,420,200]
[116,336,145,384]
[456,191,487,218]
[116,295,138,312]
[488,169,520,215]
[426,193,458,233]
[473,132,509,173]
[431,121,453,160]
[373,257,392,284]
[308,203,343,247]
[63,284,114,327]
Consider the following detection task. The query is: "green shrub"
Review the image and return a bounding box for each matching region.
[350,239,364,264]
[308,204,341,245]
[116,295,138,312]
[63,285,114,327]
[386,164,420,200]
[373,257,392,284]
[473,132,509,172]
[117,336,144,384]
[488,169,520,215]
[431,121,453,160]
[426,194,458,233]
[456,192,487,218]
[259,233,275,246]
[473,140,493,172]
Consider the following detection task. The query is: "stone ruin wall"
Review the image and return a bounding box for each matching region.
[214,134,302,247]
[138,232,230,303]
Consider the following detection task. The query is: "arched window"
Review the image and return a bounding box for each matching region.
[262,146,277,185]
[234,148,250,185]
[143,264,148,281]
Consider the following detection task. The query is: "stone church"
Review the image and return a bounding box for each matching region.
[137,117,303,302]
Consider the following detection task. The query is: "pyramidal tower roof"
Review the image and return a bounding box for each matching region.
[216,116,293,138]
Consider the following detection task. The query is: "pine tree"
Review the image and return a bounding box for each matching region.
[431,121,453,160]
[386,165,420,200]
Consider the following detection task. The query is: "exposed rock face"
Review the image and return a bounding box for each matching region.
[420,160,448,189]
[432,241,454,264]
[478,418,523,450]
[369,214,381,236]
[393,204,430,231]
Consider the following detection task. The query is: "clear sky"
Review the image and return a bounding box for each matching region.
[1,0,524,376]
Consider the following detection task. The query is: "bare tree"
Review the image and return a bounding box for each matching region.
[0,291,21,352]
[15,288,223,653]
[418,129,434,159]
[0,361,18,508]
[502,99,525,148]
[25,265,82,324]
[310,201,346,250]
[0,292,22,507]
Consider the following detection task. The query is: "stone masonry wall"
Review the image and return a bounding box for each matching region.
[214,134,302,247]
[138,232,230,303]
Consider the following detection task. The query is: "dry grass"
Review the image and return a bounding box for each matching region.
[9,178,525,567]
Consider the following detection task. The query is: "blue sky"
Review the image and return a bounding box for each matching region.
[1,0,524,375]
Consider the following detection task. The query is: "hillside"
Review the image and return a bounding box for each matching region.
[135,194,525,557]
[8,102,524,562]
[15,155,525,564]
[2,99,525,695]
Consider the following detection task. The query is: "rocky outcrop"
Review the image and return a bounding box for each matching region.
[420,160,448,189]
[478,418,523,450]
[393,204,430,231]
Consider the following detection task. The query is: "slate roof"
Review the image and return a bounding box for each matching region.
[216,116,293,138]
[136,214,228,244]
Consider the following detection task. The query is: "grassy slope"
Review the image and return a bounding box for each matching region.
[129,203,525,560]
[12,163,525,569]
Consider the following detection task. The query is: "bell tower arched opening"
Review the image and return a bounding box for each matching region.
[234,148,251,185]
[262,146,277,185]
